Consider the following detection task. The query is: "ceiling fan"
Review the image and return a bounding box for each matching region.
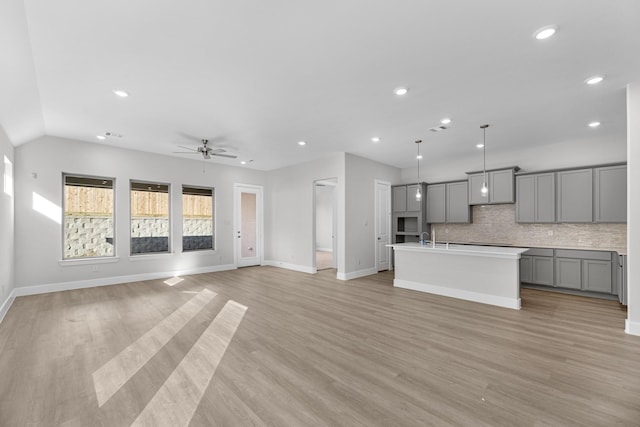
[173,139,237,159]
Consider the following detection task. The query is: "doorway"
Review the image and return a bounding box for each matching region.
[314,179,337,271]
[374,180,391,271]
[234,184,263,267]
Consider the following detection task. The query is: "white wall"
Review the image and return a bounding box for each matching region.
[265,154,345,274]
[0,125,15,317]
[315,184,334,251]
[13,136,266,290]
[627,83,640,336]
[400,136,627,183]
[344,154,401,277]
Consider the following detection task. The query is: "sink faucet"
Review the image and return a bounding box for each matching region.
[420,231,429,245]
[431,228,436,248]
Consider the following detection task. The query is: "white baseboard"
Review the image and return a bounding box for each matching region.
[12,264,238,298]
[315,248,333,253]
[625,319,640,336]
[394,279,521,310]
[262,260,316,274]
[0,288,16,324]
[337,267,377,281]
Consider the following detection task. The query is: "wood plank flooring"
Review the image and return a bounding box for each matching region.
[1,267,639,426]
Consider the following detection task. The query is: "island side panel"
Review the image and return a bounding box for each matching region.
[393,249,521,309]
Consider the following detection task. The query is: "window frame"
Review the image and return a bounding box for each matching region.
[62,173,116,260]
[129,179,172,256]
[181,184,215,253]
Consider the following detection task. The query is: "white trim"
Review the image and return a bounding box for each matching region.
[59,256,120,266]
[394,278,521,310]
[337,267,378,281]
[0,288,16,324]
[625,319,640,336]
[315,247,333,253]
[12,264,237,298]
[129,253,174,261]
[263,260,316,274]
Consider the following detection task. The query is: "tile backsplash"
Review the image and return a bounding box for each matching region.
[431,204,627,253]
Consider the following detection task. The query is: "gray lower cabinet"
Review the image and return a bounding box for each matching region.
[594,165,627,223]
[468,168,516,205]
[521,248,554,286]
[532,256,554,286]
[556,168,593,222]
[516,173,555,223]
[526,248,614,294]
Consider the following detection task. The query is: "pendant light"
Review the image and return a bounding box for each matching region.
[480,124,489,197]
[415,139,423,200]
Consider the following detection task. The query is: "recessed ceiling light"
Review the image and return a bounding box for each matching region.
[394,87,408,96]
[96,135,106,140]
[113,89,129,98]
[534,25,557,40]
[440,118,452,125]
[585,75,605,85]
[416,154,423,159]
[241,161,247,165]
[476,143,484,148]
[588,121,601,128]
[371,137,381,143]
[298,141,306,146]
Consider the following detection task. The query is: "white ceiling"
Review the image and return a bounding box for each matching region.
[2,0,640,170]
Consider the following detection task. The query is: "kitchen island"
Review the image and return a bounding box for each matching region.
[389,242,529,309]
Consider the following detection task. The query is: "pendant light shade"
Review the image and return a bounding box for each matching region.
[480,124,489,198]
[415,140,422,201]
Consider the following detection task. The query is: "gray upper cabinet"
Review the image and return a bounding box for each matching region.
[516,173,555,223]
[392,186,407,212]
[426,184,446,223]
[468,168,515,205]
[426,181,470,224]
[446,181,470,223]
[406,184,422,212]
[594,165,627,223]
[556,168,593,222]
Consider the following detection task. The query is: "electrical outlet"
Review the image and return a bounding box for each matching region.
[548,230,553,236]
[445,228,449,234]
[92,265,99,272]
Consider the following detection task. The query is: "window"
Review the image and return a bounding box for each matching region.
[182,186,214,251]
[130,181,170,254]
[64,175,114,259]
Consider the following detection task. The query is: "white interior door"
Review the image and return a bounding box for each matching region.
[375,180,391,271]
[235,184,263,267]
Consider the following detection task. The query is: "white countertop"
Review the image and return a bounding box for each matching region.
[388,242,529,259]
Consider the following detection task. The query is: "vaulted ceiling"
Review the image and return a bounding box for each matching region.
[2,0,640,171]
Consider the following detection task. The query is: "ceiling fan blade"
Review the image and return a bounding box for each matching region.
[212,153,237,159]
[173,151,200,154]
[211,148,227,154]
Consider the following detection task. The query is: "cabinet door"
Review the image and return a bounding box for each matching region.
[557,169,593,222]
[532,256,554,286]
[555,258,582,289]
[468,173,488,205]
[520,256,533,283]
[446,181,470,223]
[392,186,407,212]
[515,175,535,222]
[582,260,612,293]
[406,184,421,211]
[426,184,446,223]
[535,173,556,223]
[594,165,626,223]
[489,169,515,204]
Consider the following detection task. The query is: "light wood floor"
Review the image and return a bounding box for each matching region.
[315,250,333,270]
[1,267,639,426]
